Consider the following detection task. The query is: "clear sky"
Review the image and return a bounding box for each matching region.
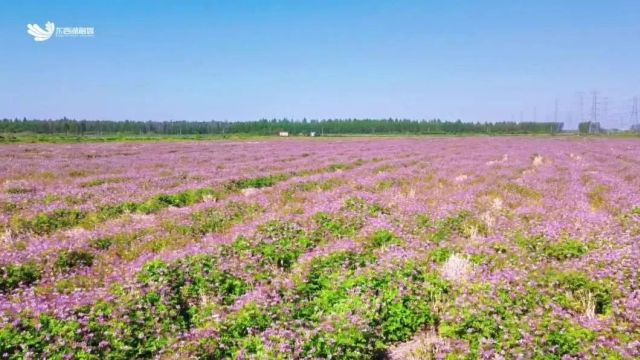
[1,1,639,128]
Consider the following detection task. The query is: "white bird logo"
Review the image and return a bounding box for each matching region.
[27,21,55,42]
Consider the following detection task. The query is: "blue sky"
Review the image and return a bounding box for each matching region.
[1,1,639,128]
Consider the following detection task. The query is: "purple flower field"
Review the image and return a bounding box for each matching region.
[1,137,639,359]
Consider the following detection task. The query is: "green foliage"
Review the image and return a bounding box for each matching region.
[429,211,488,242]
[0,254,251,358]
[0,315,85,358]
[191,209,232,234]
[96,201,140,219]
[0,118,564,138]
[221,304,272,345]
[14,168,347,238]
[118,187,221,215]
[193,211,230,235]
[376,292,437,344]
[13,208,86,235]
[80,177,124,188]
[296,251,364,300]
[55,250,95,270]
[514,232,547,253]
[304,320,371,359]
[43,194,61,205]
[90,236,114,250]
[0,262,41,293]
[343,197,388,216]
[317,178,346,191]
[221,236,253,256]
[282,179,345,202]
[415,214,434,229]
[54,275,93,294]
[138,255,250,308]
[441,309,501,345]
[154,188,218,208]
[312,212,363,239]
[543,238,588,260]
[195,303,273,359]
[14,187,228,235]
[191,201,262,235]
[5,186,35,194]
[545,322,595,358]
[1,201,19,213]
[253,220,313,269]
[375,179,395,191]
[68,170,88,177]
[515,233,588,260]
[326,162,353,171]
[290,180,323,192]
[430,247,452,263]
[587,184,609,210]
[503,183,542,200]
[578,121,602,134]
[114,293,174,357]
[0,302,117,359]
[546,271,612,315]
[296,260,448,358]
[439,295,524,356]
[228,174,288,190]
[369,229,401,248]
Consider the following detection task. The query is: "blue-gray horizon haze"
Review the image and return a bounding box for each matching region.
[1,1,639,130]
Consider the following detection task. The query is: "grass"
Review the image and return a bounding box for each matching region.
[587,184,609,210]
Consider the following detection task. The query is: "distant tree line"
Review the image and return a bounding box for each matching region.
[0,118,564,135]
[578,121,603,134]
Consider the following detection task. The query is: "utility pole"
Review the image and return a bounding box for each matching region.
[533,106,537,122]
[554,99,558,123]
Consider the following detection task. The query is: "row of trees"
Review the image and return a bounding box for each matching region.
[578,121,603,134]
[0,118,564,135]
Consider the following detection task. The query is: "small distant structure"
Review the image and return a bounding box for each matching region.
[310,131,316,137]
[278,131,289,137]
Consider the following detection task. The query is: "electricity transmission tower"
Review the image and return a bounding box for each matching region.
[590,92,598,133]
